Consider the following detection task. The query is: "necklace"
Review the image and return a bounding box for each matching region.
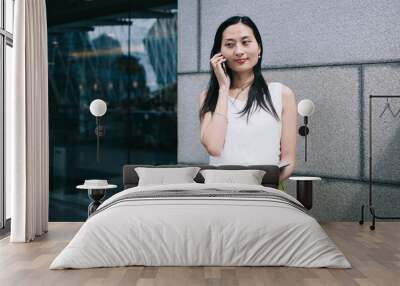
[233,80,253,101]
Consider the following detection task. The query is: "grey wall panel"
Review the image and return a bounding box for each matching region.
[262,67,360,178]
[177,1,400,221]
[200,0,400,72]
[362,64,400,183]
[285,179,400,222]
[178,0,199,72]
[177,73,210,163]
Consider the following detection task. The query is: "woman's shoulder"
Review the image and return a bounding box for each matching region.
[277,84,296,110]
[267,81,282,86]
[281,84,295,100]
[267,81,285,93]
[268,82,295,99]
[267,81,287,88]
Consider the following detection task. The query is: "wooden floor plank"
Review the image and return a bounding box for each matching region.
[0,222,399,286]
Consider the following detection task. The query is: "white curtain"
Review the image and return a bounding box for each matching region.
[7,0,49,242]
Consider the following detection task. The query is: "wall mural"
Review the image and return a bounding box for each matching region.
[48,7,177,221]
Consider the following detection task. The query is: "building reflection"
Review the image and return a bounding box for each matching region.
[48,9,177,221]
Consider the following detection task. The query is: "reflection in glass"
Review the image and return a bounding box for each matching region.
[48,7,177,221]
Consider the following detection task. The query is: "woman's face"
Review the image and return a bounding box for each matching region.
[220,23,261,73]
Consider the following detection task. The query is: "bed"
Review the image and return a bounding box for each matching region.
[50,164,351,269]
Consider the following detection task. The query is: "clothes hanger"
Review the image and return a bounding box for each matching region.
[379,98,400,118]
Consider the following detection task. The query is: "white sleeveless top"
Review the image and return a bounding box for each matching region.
[209,82,283,166]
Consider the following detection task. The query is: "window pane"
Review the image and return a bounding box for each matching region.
[5,43,12,219]
[5,0,14,33]
[48,9,177,221]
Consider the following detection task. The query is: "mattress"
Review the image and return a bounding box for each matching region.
[50,183,351,269]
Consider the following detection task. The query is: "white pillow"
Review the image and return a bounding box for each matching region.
[200,169,266,185]
[135,167,201,186]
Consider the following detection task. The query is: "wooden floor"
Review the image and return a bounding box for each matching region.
[0,222,399,286]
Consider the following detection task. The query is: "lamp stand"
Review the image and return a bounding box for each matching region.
[95,117,105,163]
[298,116,309,161]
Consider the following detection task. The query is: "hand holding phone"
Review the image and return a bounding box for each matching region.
[210,53,230,89]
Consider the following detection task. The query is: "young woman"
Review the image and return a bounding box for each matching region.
[199,16,297,190]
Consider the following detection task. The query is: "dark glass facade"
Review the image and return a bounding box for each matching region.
[48,6,177,221]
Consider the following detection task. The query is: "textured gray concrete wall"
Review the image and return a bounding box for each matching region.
[177,0,400,221]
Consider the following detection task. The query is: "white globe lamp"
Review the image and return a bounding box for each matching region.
[297,99,315,162]
[89,99,107,162]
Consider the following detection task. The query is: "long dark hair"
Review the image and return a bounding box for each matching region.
[199,16,280,123]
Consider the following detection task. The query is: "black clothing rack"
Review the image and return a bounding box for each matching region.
[360,95,400,230]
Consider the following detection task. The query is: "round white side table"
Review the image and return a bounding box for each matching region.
[76,184,117,216]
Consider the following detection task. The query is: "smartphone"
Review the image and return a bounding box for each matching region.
[221,61,227,75]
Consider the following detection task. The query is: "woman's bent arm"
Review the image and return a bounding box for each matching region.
[199,87,230,156]
[279,85,297,182]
